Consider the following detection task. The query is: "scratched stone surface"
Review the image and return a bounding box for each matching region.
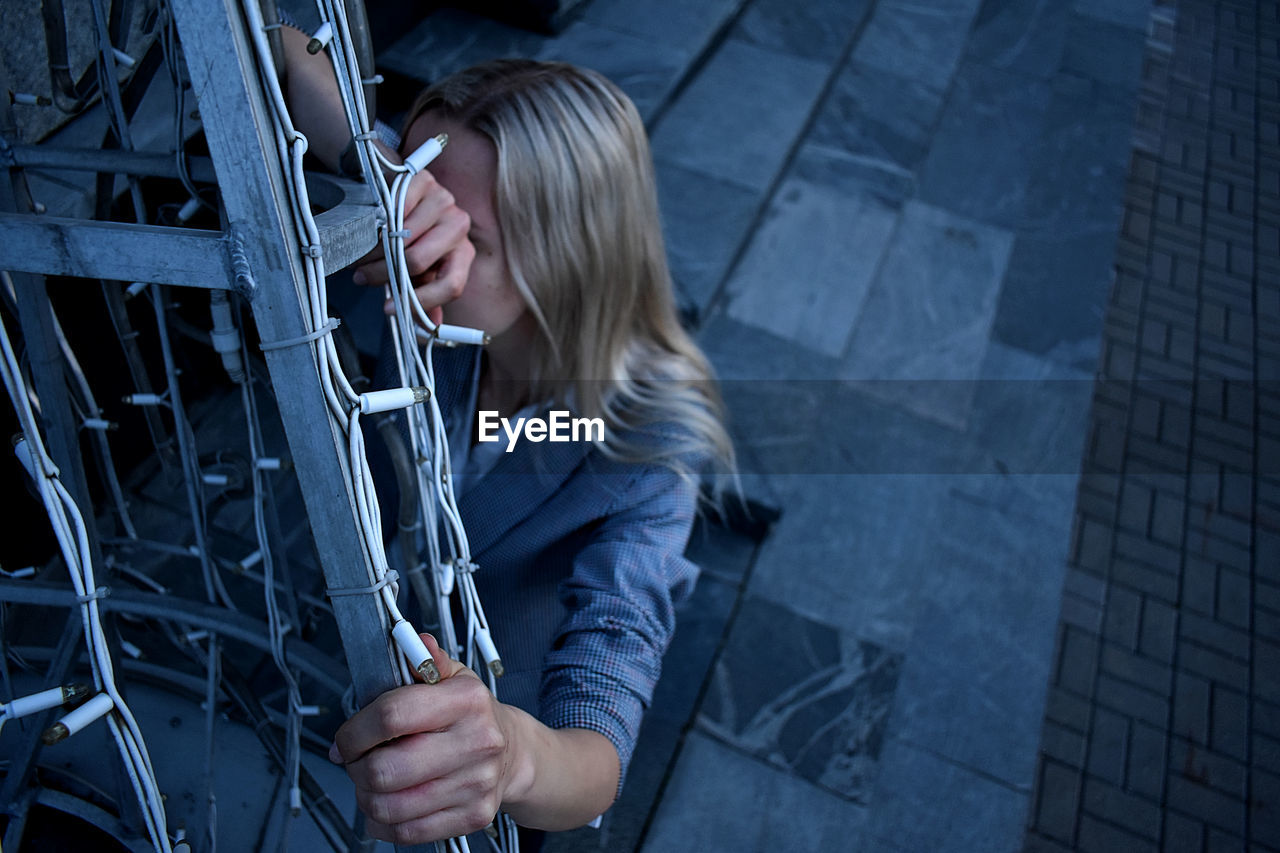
[696,596,903,803]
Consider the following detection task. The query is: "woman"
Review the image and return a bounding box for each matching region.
[318,58,734,846]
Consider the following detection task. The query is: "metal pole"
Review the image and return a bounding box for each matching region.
[166,0,402,706]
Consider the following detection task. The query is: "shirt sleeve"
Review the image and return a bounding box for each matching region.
[537,462,700,792]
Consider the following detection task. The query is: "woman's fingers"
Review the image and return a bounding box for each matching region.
[363,800,498,847]
[421,631,464,680]
[402,204,470,287]
[390,235,475,319]
[330,636,475,766]
[329,634,509,842]
[352,169,473,323]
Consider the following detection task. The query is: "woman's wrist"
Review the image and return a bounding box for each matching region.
[495,703,542,814]
[494,707,619,831]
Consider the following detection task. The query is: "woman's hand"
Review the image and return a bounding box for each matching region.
[330,633,621,844]
[353,162,475,328]
[328,634,515,845]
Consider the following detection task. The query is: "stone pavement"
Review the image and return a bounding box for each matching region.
[368,0,1275,851]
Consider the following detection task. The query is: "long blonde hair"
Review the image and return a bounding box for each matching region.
[407,60,733,483]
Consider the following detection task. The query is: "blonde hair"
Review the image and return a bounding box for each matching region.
[406,60,733,484]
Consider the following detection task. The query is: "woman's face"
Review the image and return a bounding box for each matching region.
[403,112,533,349]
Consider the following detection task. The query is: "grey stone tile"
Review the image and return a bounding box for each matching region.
[742,474,950,649]
[639,731,870,852]
[1072,0,1151,32]
[865,736,1031,853]
[697,312,842,378]
[969,342,1096,475]
[699,316,979,481]
[850,0,984,93]
[1059,12,1147,96]
[650,38,829,192]
[718,375,990,478]
[791,141,917,207]
[966,0,1071,79]
[734,0,874,63]
[1020,73,1134,229]
[653,573,741,726]
[884,474,1076,789]
[916,61,1054,229]
[685,513,758,585]
[579,0,743,57]
[808,59,947,175]
[655,161,761,321]
[840,200,1015,429]
[722,146,902,358]
[378,9,545,82]
[378,10,689,122]
[537,21,690,121]
[697,596,902,802]
[990,231,1118,363]
[992,73,1134,360]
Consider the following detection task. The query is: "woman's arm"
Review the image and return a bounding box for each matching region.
[329,634,618,845]
[277,24,472,321]
[279,24,350,173]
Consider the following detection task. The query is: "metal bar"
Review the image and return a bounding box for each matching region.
[0,185,376,289]
[32,788,154,853]
[2,144,219,183]
[153,0,404,709]
[0,580,348,696]
[0,213,232,289]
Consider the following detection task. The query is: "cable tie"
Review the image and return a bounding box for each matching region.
[354,131,376,141]
[300,243,324,259]
[325,569,398,599]
[454,559,479,576]
[262,22,284,31]
[361,75,384,85]
[75,586,111,604]
[389,228,411,239]
[259,317,340,352]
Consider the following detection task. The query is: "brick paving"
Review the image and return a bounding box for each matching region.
[1024,1,1280,850]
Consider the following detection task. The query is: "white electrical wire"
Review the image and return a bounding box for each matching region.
[240,1,518,846]
[0,311,173,853]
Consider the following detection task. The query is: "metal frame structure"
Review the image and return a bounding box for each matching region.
[0,1,429,849]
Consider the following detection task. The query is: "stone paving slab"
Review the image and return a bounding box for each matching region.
[648,37,829,192]
[839,200,1014,428]
[915,61,1054,230]
[655,162,760,321]
[640,731,871,851]
[850,0,983,94]
[721,146,900,357]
